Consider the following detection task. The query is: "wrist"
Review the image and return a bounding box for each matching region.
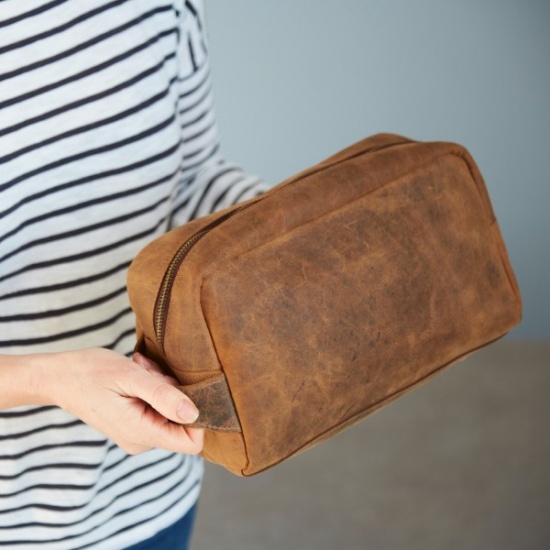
[27,352,62,407]
[0,352,61,409]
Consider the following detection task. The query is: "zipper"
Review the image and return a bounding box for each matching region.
[153,138,412,352]
[153,202,258,349]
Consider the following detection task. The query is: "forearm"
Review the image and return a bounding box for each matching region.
[0,352,57,410]
[0,348,203,455]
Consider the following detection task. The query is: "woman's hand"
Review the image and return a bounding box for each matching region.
[0,348,204,456]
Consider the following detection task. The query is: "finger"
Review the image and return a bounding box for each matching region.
[135,406,204,454]
[132,352,180,386]
[185,426,204,451]
[156,425,204,455]
[124,367,199,425]
[132,352,164,374]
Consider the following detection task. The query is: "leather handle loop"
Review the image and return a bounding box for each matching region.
[179,373,242,433]
[134,336,241,433]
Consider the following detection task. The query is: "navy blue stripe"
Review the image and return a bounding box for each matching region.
[0,461,109,482]
[0,406,57,419]
[185,0,203,31]
[0,78,179,165]
[178,82,212,115]
[0,5,174,83]
[0,213,167,284]
[0,0,69,29]
[0,307,133,347]
[232,181,266,204]
[1,457,195,539]
[74,477,200,550]
[0,261,130,301]
[0,113,176,193]
[210,173,248,212]
[0,139,182,220]
[0,0,130,55]
[0,420,83,442]
[187,167,239,220]
[0,168,178,246]
[0,51,177,138]
[0,27,177,111]
[0,286,127,322]
[0,452,183,517]
[0,440,107,463]
[105,328,137,352]
[0,195,169,264]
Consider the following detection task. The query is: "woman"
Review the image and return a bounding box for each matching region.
[0,1,267,547]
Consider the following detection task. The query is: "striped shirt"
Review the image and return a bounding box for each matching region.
[0,1,268,547]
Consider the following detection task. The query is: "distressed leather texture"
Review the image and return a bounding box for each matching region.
[127,133,522,476]
[179,374,242,432]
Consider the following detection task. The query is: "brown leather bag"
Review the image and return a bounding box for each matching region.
[127,133,522,476]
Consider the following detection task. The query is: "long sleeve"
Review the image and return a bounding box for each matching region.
[0,1,258,546]
[169,0,270,228]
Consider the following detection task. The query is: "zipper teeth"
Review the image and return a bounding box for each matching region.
[153,204,253,350]
[153,230,208,345]
[154,139,412,351]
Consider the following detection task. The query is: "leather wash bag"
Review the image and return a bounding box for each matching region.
[127,133,522,476]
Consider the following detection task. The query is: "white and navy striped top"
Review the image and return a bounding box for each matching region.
[0,1,267,547]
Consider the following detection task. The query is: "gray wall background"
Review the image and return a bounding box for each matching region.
[205,0,550,340]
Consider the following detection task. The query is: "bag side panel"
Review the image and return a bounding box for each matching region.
[201,153,522,475]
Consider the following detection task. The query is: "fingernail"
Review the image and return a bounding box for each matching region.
[132,352,147,366]
[177,400,199,423]
[133,353,155,369]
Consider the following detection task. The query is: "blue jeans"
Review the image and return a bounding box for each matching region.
[124,505,198,550]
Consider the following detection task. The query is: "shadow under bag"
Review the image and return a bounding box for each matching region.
[127,133,522,476]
